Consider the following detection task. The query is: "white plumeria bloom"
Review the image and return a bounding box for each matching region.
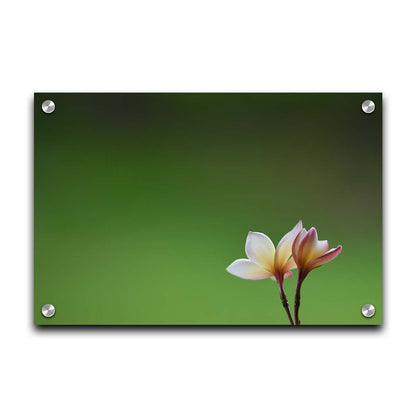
[226,221,303,281]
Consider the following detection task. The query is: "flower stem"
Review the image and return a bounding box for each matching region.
[276,278,295,326]
[294,274,305,326]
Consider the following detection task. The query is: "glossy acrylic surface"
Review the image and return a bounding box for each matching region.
[34,93,382,325]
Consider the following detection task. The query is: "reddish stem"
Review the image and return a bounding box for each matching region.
[276,277,295,326]
[294,270,306,325]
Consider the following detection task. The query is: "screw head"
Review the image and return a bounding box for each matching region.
[362,100,375,114]
[42,100,55,114]
[361,304,375,318]
[41,304,56,318]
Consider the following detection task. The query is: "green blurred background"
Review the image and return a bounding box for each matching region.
[34,93,382,325]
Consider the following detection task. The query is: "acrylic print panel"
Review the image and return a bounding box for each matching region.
[34,93,382,325]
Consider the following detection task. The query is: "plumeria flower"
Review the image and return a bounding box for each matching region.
[292,227,342,280]
[226,220,303,282]
[226,221,303,325]
[292,226,342,325]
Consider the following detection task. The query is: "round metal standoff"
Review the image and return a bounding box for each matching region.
[41,304,56,318]
[361,304,375,318]
[41,100,55,114]
[362,100,375,114]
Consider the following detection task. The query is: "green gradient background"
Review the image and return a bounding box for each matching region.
[34,93,382,325]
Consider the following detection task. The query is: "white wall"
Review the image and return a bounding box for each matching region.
[0,1,413,415]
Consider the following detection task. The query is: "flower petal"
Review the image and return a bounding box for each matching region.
[283,257,297,273]
[292,228,306,265]
[284,270,293,279]
[304,246,343,274]
[298,227,330,266]
[226,259,273,280]
[274,220,303,271]
[245,232,275,272]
